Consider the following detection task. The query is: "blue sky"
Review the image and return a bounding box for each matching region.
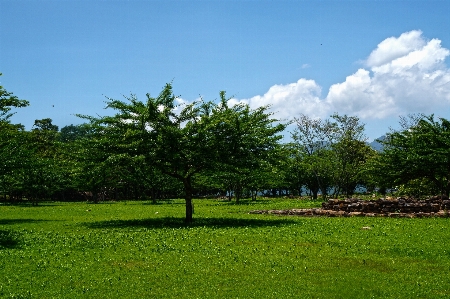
[1,1,450,141]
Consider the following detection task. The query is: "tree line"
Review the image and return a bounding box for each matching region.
[2,73,449,221]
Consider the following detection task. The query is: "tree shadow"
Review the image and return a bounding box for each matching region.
[141,200,186,206]
[213,198,318,205]
[0,219,50,225]
[85,216,297,230]
[217,199,274,205]
[0,202,62,207]
[0,230,21,249]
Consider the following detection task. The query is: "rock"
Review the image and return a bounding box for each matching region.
[349,212,363,217]
[252,196,450,218]
[437,210,449,217]
[388,213,400,218]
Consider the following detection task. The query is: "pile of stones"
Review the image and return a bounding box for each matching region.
[250,196,450,218]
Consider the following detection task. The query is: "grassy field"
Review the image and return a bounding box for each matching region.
[1,198,449,298]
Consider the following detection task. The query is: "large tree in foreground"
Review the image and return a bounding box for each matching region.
[80,84,285,222]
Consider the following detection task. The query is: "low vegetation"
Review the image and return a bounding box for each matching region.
[1,199,449,298]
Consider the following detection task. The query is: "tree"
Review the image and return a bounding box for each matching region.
[291,114,335,199]
[203,98,287,202]
[0,74,30,201]
[21,118,66,204]
[59,124,92,143]
[374,114,450,197]
[329,114,373,197]
[80,84,286,222]
[291,113,373,199]
[0,73,29,124]
[0,127,33,202]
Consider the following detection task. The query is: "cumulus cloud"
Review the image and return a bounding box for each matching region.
[238,79,324,120]
[365,30,426,68]
[236,30,450,121]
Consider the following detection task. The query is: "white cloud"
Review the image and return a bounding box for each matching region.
[226,97,248,107]
[173,97,188,113]
[366,30,425,68]
[244,79,324,120]
[236,30,450,121]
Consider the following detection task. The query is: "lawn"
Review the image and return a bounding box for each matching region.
[1,199,449,298]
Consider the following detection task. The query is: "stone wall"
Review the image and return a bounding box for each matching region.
[249,196,450,218]
[321,196,450,214]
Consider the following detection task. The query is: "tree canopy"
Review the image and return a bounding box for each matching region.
[79,84,286,222]
[368,114,450,197]
[0,73,29,125]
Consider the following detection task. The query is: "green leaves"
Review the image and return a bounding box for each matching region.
[0,73,29,124]
[291,113,372,198]
[373,114,450,196]
[78,85,287,220]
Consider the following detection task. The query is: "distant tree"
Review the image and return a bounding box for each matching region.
[283,143,303,196]
[291,113,373,199]
[58,124,91,143]
[374,114,450,197]
[291,114,335,199]
[203,153,282,202]
[203,101,286,202]
[329,114,374,197]
[0,127,32,202]
[20,118,66,204]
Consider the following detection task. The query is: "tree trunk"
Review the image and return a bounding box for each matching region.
[251,189,257,201]
[151,188,157,204]
[444,178,450,197]
[235,184,242,203]
[183,178,194,223]
[320,187,328,201]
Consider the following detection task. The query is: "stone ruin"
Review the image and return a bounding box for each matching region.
[249,196,450,218]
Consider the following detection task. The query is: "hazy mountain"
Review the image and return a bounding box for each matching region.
[369,135,386,151]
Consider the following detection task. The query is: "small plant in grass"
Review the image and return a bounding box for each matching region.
[0,229,21,249]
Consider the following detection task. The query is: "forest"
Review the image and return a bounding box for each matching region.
[2,73,450,222]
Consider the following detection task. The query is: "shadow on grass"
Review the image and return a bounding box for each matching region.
[85,216,297,229]
[0,219,50,225]
[0,202,62,207]
[0,230,21,249]
[210,198,323,206]
[141,200,186,206]
[216,199,274,206]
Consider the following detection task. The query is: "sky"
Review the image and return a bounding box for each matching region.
[1,0,450,141]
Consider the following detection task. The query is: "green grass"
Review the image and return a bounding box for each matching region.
[1,199,449,298]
